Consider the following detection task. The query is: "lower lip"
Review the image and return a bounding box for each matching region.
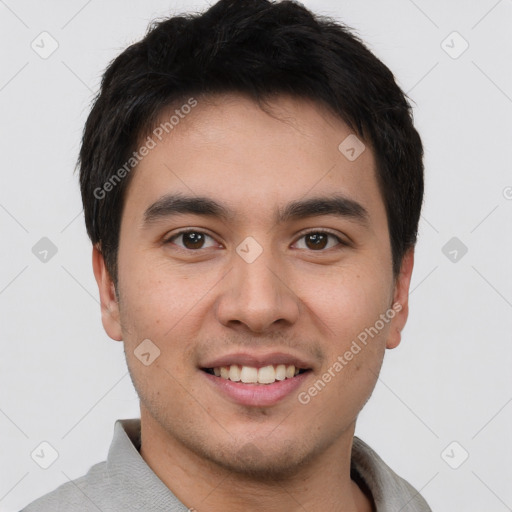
[201,370,311,407]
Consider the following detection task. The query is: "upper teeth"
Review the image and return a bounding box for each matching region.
[212,364,300,384]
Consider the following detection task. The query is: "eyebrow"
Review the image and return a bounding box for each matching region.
[143,192,369,227]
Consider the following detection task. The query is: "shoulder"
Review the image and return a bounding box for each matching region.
[20,460,109,512]
[352,437,432,512]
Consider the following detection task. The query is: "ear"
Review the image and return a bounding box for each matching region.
[92,244,123,341]
[386,248,415,350]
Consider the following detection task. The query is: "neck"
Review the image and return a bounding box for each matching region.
[138,407,373,512]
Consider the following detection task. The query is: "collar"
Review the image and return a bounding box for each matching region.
[107,418,429,511]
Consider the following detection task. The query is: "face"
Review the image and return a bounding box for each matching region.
[94,93,413,479]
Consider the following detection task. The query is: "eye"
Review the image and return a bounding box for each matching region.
[294,230,345,251]
[164,229,347,252]
[165,230,219,250]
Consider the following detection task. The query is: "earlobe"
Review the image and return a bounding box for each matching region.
[386,248,415,350]
[92,244,123,341]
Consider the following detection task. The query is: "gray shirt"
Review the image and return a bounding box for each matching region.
[21,418,431,512]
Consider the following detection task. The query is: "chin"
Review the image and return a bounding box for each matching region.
[193,436,323,482]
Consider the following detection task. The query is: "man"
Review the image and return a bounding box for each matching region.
[22,0,430,510]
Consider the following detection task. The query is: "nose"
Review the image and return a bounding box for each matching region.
[214,245,301,334]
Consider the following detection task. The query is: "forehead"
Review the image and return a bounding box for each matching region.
[123,93,385,228]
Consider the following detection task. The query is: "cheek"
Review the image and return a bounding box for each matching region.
[118,251,197,332]
[118,268,201,409]
[117,257,216,380]
[305,275,392,421]
[302,265,393,344]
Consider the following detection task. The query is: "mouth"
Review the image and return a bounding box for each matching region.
[199,352,314,406]
[201,364,311,385]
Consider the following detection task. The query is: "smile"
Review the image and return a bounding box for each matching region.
[202,364,310,385]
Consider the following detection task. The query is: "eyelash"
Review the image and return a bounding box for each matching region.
[164,228,347,252]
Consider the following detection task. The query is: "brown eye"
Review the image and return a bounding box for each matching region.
[295,231,343,251]
[305,233,328,250]
[166,230,217,250]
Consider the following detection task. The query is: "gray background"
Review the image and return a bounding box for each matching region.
[1,0,511,510]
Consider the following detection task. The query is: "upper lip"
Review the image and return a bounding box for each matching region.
[201,351,313,371]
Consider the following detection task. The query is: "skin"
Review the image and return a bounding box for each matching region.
[93,93,414,512]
